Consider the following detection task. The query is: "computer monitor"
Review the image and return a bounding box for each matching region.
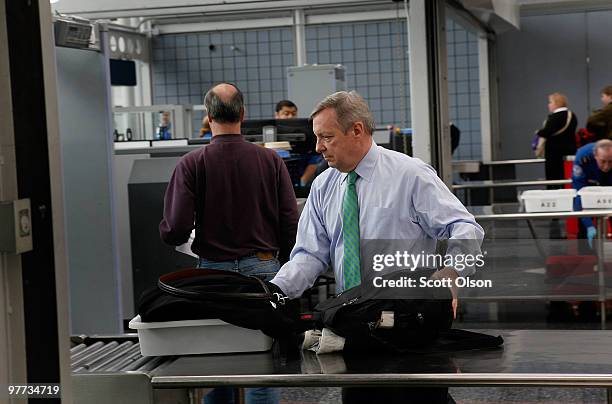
[238,118,316,154]
[275,118,316,154]
[240,119,276,142]
[110,59,137,86]
[187,137,211,145]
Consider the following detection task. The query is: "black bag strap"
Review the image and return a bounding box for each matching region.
[158,269,273,301]
[370,328,504,354]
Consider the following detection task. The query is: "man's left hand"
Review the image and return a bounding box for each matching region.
[430,267,459,319]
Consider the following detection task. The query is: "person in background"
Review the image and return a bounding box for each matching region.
[270,91,484,404]
[274,99,322,186]
[450,123,461,155]
[300,150,323,187]
[199,115,211,138]
[586,85,612,140]
[572,139,612,248]
[535,93,578,188]
[156,111,173,140]
[160,83,299,404]
[274,99,298,119]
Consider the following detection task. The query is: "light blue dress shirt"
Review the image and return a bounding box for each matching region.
[271,141,485,299]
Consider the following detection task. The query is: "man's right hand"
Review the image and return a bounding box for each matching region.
[266,281,289,306]
[430,267,459,319]
[587,226,597,248]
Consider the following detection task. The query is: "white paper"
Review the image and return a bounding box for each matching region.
[175,229,198,258]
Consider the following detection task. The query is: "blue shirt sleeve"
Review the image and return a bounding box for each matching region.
[572,157,594,228]
[271,185,331,298]
[410,163,485,276]
[307,154,323,165]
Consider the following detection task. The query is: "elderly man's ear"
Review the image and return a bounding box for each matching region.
[351,121,366,138]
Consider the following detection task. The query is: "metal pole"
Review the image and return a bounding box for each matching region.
[596,216,606,329]
[479,33,492,163]
[408,0,431,164]
[489,165,494,205]
[71,341,119,369]
[70,341,105,363]
[425,0,452,186]
[293,9,306,66]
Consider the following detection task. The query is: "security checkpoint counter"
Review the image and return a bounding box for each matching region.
[468,205,612,328]
[149,329,612,401]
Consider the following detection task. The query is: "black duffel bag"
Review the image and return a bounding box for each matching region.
[137,268,302,338]
[314,276,503,353]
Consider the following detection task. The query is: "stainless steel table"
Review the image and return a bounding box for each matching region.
[483,159,546,166]
[470,205,612,328]
[452,160,480,174]
[456,156,557,206]
[450,160,546,183]
[453,179,570,190]
[453,179,571,206]
[481,160,547,201]
[150,330,612,401]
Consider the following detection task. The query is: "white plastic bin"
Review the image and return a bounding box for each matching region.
[519,189,576,212]
[129,315,273,356]
[577,186,612,209]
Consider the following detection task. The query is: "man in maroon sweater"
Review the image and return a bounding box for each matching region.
[160,82,298,273]
[159,83,298,403]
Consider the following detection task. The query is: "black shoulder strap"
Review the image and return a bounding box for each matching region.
[158,268,273,301]
[382,329,504,354]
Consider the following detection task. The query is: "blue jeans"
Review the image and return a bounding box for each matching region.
[203,387,280,404]
[199,254,280,404]
[197,254,280,281]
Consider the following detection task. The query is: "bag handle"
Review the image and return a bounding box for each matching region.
[157,268,273,301]
[551,110,573,136]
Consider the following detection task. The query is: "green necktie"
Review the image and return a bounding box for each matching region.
[343,171,361,290]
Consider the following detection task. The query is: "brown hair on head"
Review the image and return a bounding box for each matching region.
[549,92,568,108]
[310,91,375,135]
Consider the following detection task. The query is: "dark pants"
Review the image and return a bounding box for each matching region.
[544,151,565,181]
[544,148,570,190]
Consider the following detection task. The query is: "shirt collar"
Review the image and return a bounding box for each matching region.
[340,140,379,184]
[210,134,244,144]
[553,107,568,113]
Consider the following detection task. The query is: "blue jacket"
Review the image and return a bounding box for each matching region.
[572,142,612,227]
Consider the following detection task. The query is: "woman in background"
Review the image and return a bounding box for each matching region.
[535,92,578,187]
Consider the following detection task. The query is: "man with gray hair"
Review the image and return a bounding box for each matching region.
[572,138,612,247]
[271,91,483,403]
[160,82,298,404]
